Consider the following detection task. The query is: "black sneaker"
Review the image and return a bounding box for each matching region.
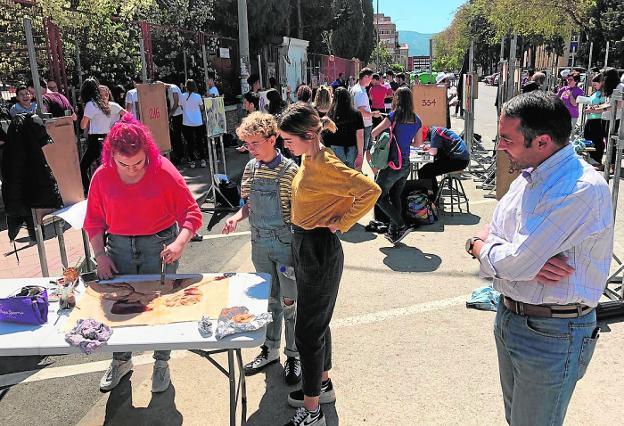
[284,357,302,385]
[288,378,336,408]
[244,345,279,376]
[283,406,326,426]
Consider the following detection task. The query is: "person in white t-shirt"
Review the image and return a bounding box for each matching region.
[80,78,125,193]
[206,71,220,97]
[350,67,380,168]
[180,79,207,168]
[167,82,185,164]
[124,76,142,117]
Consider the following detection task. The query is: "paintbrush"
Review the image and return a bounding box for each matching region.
[160,244,166,286]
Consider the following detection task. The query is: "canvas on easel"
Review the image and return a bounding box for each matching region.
[137,83,172,153]
[43,116,85,205]
[204,96,227,137]
[412,85,447,127]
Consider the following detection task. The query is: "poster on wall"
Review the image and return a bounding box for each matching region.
[136,83,172,153]
[204,96,227,137]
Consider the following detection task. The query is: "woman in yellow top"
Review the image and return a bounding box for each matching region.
[278,102,381,426]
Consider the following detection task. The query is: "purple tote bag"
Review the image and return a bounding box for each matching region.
[0,286,49,325]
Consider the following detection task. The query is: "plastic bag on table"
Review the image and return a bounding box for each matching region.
[215,306,272,340]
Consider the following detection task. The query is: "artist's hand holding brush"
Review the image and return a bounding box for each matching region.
[160,227,194,263]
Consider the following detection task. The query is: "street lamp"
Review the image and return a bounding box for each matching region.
[376,0,380,71]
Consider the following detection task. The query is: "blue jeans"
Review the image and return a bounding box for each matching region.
[363,125,373,151]
[330,145,357,169]
[494,301,599,425]
[251,228,298,358]
[107,225,179,362]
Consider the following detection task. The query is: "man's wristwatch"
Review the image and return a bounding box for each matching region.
[465,237,483,259]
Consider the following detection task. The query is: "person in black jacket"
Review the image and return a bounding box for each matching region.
[1,113,61,241]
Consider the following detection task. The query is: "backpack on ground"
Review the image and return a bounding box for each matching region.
[405,190,438,225]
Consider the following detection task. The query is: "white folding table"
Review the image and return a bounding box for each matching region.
[0,273,270,426]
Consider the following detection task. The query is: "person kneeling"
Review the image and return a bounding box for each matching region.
[222,112,301,385]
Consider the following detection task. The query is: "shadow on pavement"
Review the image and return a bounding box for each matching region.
[339,223,377,244]
[103,372,183,425]
[439,212,481,226]
[246,362,340,426]
[379,245,442,273]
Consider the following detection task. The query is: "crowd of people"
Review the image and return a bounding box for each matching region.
[1,59,619,426]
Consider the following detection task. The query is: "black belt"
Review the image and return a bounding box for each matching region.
[503,296,593,319]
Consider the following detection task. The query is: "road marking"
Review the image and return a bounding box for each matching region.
[0,295,469,386]
[333,295,469,328]
[202,231,250,240]
[0,351,189,388]
[470,199,498,206]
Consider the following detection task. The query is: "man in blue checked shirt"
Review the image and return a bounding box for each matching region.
[466,91,613,426]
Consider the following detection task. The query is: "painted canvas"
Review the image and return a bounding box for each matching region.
[63,274,230,330]
[204,96,227,137]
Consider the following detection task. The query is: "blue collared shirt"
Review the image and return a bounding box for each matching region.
[255,149,283,170]
[479,144,614,307]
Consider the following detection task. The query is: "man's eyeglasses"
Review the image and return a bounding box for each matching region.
[243,136,273,150]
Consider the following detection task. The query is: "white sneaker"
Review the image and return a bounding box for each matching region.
[151,360,171,393]
[189,161,196,169]
[284,407,326,426]
[244,345,279,375]
[200,159,207,168]
[100,359,133,391]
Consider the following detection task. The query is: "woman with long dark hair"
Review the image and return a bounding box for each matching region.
[79,77,125,193]
[582,73,607,165]
[266,88,287,116]
[324,87,364,169]
[371,86,423,244]
[180,79,207,169]
[593,68,622,171]
[278,102,380,426]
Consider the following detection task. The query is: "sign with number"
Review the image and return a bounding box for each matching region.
[137,83,172,153]
[412,84,447,127]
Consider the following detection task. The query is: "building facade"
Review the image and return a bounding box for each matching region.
[373,13,400,62]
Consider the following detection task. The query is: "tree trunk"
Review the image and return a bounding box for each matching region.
[297,0,303,39]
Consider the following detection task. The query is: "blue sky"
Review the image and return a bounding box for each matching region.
[375,0,466,34]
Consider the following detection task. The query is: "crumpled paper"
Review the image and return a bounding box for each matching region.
[65,318,113,354]
[215,306,272,340]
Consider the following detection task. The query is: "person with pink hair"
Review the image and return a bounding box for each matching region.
[83,114,202,394]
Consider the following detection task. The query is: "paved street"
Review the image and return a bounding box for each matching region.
[1,84,624,425]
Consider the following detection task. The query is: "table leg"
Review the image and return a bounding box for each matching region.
[236,348,247,425]
[31,209,49,276]
[81,230,93,271]
[54,219,68,269]
[228,349,236,426]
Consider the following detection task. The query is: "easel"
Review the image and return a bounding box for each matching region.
[492,35,521,200]
[200,133,237,214]
[22,17,93,276]
[462,40,493,178]
[199,95,237,214]
[599,89,624,316]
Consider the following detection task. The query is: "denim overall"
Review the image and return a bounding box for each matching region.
[248,159,298,358]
